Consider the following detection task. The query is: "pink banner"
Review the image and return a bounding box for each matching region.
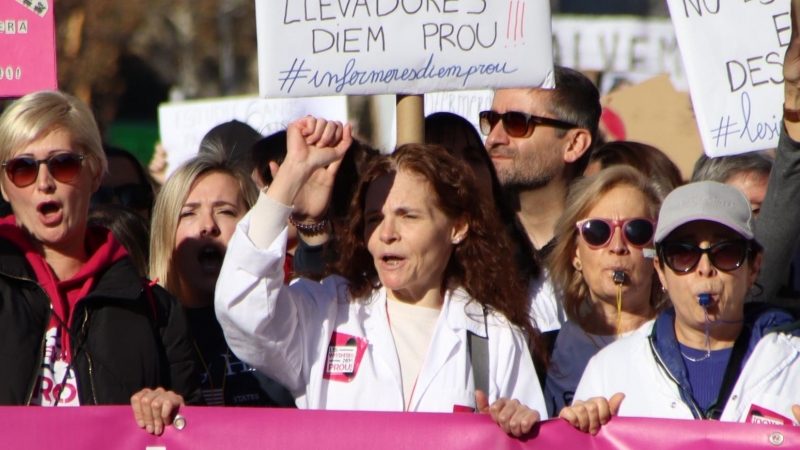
[0,406,798,449]
[0,0,57,98]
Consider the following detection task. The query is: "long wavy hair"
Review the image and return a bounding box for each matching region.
[333,144,538,342]
[425,112,539,279]
[549,166,668,325]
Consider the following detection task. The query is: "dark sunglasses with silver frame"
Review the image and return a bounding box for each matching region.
[479,110,578,138]
[2,153,85,188]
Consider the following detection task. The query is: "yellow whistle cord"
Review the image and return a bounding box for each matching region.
[616,283,623,336]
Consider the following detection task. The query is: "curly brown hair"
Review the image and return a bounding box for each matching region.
[333,144,538,342]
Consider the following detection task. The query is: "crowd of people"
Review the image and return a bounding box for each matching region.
[1,9,800,442]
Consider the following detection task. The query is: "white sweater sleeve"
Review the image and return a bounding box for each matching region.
[215,195,341,395]
[248,190,292,249]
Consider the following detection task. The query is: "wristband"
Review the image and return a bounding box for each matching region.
[289,213,328,234]
[784,104,800,123]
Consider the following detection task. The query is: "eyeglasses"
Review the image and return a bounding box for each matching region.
[659,240,750,273]
[479,110,578,138]
[90,184,153,210]
[2,153,85,188]
[575,218,656,249]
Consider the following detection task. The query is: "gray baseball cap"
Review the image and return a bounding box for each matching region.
[654,181,755,243]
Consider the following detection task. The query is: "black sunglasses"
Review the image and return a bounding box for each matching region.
[2,153,85,188]
[91,184,153,210]
[660,240,750,273]
[479,110,578,138]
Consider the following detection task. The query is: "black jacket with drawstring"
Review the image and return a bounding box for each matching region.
[0,236,201,405]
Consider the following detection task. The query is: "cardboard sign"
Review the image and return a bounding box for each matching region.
[256,0,555,98]
[601,75,702,180]
[0,0,56,98]
[552,16,687,91]
[667,0,789,156]
[158,96,348,176]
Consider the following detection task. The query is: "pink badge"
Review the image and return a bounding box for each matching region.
[746,404,792,426]
[323,332,368,382]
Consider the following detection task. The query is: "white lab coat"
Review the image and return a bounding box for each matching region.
[574,329,800,423]
[215,212,546,415]
[528,273,566,333]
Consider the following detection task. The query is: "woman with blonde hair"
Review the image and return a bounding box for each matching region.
[133,145,294,435]
[544,166,667,417]
[0,90,199,409]
[148,143,258,303]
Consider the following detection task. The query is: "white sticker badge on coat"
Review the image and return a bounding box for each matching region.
[323,332,368,382]
[326,346,356,375]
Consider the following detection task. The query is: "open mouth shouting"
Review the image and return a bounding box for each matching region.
[197,243,225,275]
[37,201,63,226]
[379,253,406,268]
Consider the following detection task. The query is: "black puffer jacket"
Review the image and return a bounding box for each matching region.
[0,237,201,405]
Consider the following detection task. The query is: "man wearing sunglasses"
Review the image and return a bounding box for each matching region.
[480,67,601,334]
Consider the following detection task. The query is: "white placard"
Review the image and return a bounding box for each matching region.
[667,0,789,157]
[424,89,494,131]
[158,96,348,176]
[551,16,687,91]
[257,0,555,98]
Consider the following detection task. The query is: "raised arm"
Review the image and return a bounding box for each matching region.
[215,117,352,393]
[252,117,352,247]
[754,0,800,305]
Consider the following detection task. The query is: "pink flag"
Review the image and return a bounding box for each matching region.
[0,0,57,98]
[0,406,797,449]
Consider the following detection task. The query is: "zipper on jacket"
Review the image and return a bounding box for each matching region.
[78,308,98,404]
[0,268,100,406]
[1,269,56,406]
[648,336,704,419]
[25,306,51,405]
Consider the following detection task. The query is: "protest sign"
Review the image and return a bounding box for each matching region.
[0,0,56,98]
[425,89,494,130]
[1,406,798,449]
[158,96,348,177]
[667,0,789,156]
[552,16,687,91]
[256,0,555,98]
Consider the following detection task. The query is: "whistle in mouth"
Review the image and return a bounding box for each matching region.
[698,293,711,307]
[613,270,625,284]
